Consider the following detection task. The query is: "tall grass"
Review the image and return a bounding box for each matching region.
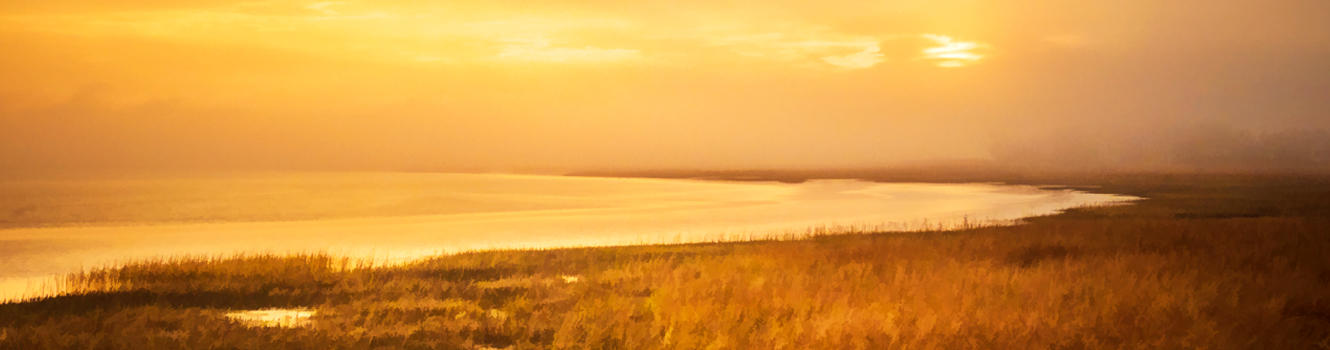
[2,173,1329,349]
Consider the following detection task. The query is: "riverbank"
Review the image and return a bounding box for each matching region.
[2,172,1328,349]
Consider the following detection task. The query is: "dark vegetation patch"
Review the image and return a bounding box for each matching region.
[1173,212,1271,219]
[415,266,526,282]
[1284,301,1330,324]
[0,289,317,326]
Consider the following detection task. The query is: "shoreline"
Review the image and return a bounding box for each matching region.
[4,172,1326,348]
[0,177,1132,303]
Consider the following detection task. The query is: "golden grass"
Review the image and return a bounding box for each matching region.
[2,172,1329,349]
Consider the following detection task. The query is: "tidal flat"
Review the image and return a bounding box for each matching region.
[1,172,1328,349]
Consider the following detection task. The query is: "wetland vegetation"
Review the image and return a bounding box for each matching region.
[2,171,1329,349]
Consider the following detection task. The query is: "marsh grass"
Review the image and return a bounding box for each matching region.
[2,173,1330,349]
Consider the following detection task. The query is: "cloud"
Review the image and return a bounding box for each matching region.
[988,122,1330,171]
[6,0,1330,173]
[920,34,985,67]
[305,2,342,15]
[497,38,639,63]
[307,11,397,20]
[413,55,448,62]
[710,33,888,69]
[820,43,883,69]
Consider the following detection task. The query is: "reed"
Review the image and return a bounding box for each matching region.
[2,172,1328,349]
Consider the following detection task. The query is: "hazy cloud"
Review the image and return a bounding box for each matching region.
[2,0,1329,172]
[820,43,884,69]
[305,2,341,15]
[920,34,984,67]
[989,122,1330,171]
[497,38,640,63]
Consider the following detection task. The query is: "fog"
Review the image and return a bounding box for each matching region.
[2,0,1328,173]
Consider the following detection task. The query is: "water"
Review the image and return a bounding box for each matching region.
[0,172,1136,301]
[224,308,316,328]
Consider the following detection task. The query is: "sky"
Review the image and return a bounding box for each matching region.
[1,0,1329,172]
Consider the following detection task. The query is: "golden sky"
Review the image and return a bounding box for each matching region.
[2,0,1329,171]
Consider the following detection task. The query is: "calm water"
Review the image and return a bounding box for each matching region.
[0,172,1136,301]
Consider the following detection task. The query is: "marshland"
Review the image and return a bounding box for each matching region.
[2,171,1328,349]
[4,0,1330,348]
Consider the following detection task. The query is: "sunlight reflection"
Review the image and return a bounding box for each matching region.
[224,308,315,328]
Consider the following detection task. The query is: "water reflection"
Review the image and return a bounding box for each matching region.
[0,172,1136,301]
[224,308,315,328]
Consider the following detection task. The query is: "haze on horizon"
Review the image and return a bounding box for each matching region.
[2,0,1329,174]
